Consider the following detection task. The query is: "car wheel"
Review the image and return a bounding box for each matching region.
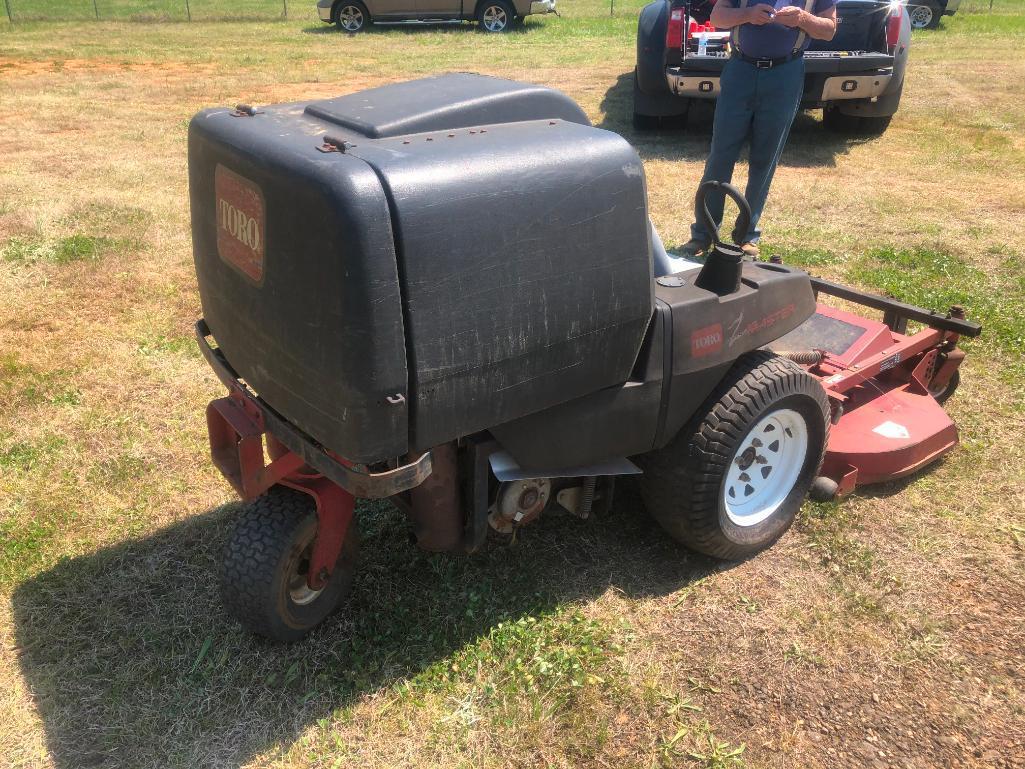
[335,0,370,32]
[822,106,892,136]
[633,112,660,131]
[478,0,514,32]
[908,0,940,29]
[635,351,829,560]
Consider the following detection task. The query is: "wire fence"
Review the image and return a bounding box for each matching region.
[0,0,1012,23]
[1,0,299,21]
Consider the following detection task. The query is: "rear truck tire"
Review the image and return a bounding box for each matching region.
[928,368,960,405]
[633,111,661,130]
[220,486,358,642]
[908,0,940,29]
[823,105,892,136]
[334,0,370,32]
[636,351,830,560]
[478,0,514,32]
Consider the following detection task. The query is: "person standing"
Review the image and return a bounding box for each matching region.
[682,0,837,258]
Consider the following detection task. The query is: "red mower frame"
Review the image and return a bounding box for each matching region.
[197,320,433,591]
[799,277,981,499]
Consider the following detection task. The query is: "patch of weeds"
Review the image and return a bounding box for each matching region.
[0,356,82,408]
[0,514,57,586]
[0,435,67,471]
[417,609,624,717]
[688,734,746,769]
[687,677,721,695]
[784,641,825,668]
[137,334,200,359]
[659,725,746,768]
[737,595,760,614]
[848,246,1025,398]
[20,370,82,407]
[1,233,140,265]
[764,245,837,269]
[61,202,151,239]
[88,454,151,486]
[799,502,875,579]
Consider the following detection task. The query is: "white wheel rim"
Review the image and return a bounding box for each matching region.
[339,6,363,30]
[724,408,808,527]
[909,5,932,27]
[288,545,324,605]
[483,6,507,30]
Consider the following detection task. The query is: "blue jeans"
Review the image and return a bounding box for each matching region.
[690,56,805,245]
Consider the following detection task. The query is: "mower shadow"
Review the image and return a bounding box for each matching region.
[598,71,876,169]
[12,480,716,768]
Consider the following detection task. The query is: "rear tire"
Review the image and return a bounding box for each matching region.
[908,0,940,29]
[636,351,829,560]
[823,106,892,136]
[633,112,660,131]
[221,486,358,642]
[478,0,514,32]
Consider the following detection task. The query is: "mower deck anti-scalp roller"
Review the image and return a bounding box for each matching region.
[188,74,980,641]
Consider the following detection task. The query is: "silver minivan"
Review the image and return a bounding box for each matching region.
[318,0,556,32]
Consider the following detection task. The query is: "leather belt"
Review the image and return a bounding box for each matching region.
[732,50,804,69]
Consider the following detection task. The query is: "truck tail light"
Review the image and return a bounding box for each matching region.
[666,7,685,50]
[886,4,902,49]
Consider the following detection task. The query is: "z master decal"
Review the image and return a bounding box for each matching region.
[728,304,797,348]
[215,164,266,283]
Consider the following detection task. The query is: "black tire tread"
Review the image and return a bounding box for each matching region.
[220,486,356,642]
[637,351,830,560]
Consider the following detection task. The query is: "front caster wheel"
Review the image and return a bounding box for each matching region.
[637,351,830,560]
[221,486,358,642]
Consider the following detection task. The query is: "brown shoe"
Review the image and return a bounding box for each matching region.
[740,242,760,259]
[680,238,711,258]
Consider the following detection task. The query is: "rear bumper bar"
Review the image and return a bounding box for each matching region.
[666,67,893,102]
[196,319,432,499]
[809,278,982,338]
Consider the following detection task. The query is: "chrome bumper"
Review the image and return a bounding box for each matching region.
[530,0,556,14]
[819,73,892,101]
[665,69,892,102]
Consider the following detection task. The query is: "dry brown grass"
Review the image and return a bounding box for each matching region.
[2,2,1024,768]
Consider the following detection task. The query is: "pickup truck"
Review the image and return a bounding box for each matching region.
[634,0,912,134]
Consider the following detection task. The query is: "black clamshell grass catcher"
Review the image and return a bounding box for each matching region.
[189,74,979,641]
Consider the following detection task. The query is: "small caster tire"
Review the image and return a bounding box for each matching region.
[928,368,960,405]
[809,476,839,502]
[220,486,358,642]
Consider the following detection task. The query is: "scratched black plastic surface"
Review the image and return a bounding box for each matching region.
[189,75,653,462]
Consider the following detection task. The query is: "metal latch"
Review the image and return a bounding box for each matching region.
[318,135,357,153]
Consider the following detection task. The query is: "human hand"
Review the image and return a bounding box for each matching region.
[772,5,804,27]
[746,3,777,25]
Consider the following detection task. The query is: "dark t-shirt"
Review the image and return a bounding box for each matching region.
[727,0,837,59]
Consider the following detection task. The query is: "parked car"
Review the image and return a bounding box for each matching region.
[317,0,556,32]
[634,0,912,135]
[907,0,959,29]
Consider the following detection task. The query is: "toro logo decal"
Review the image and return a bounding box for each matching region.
[215,164,266,283]
[691,323,723,358]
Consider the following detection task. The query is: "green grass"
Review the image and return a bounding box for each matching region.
[2,1,1024,767]
[0,233,138,264]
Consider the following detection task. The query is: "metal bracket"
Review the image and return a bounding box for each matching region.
[197,319,432,498]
